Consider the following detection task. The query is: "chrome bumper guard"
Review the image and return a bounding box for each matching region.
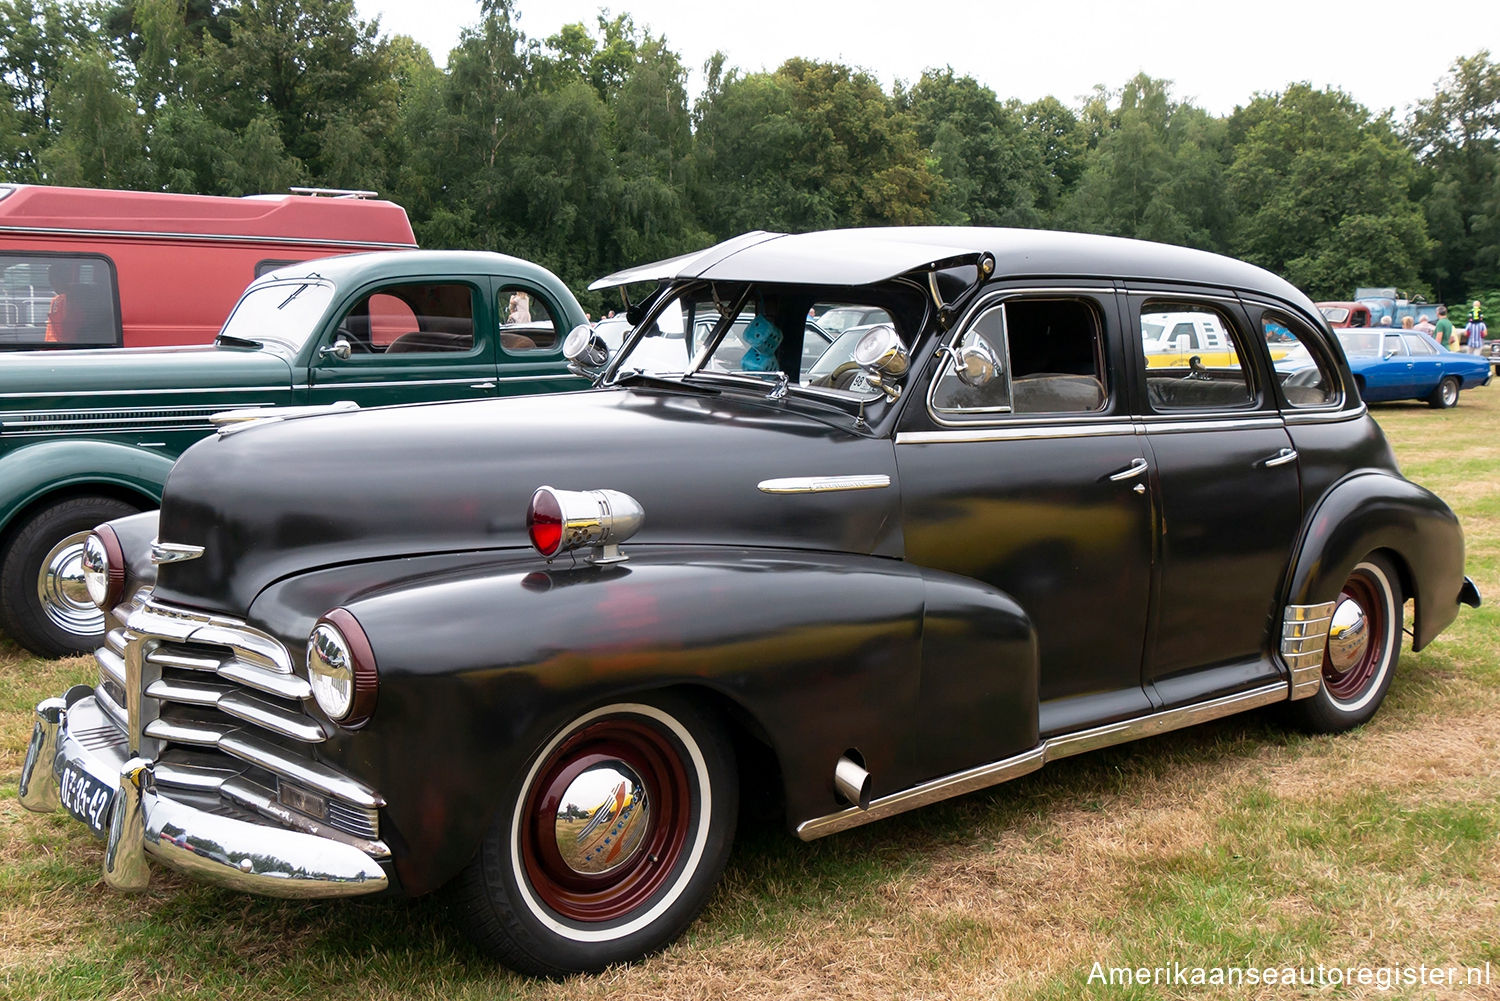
[18,690,388,898]
[1281,600,1336,700]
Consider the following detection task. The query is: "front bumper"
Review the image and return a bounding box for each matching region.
[18,688,388,898]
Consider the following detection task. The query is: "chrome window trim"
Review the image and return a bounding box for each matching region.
[925,286,1115,428]
[796,682,1287,840]
[1283,403,1368,425]
[1135,415,1286,434]
[0,224,416,250]
[896,420,1138,445]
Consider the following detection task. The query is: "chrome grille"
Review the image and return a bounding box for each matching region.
[94,593,385,852]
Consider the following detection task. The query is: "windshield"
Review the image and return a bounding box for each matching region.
[218,278,336,351]
[1320,305,1351,324]
[1335,330,1382,357]
[613,284,918,400]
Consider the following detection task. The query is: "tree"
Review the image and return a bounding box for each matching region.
[694,58,939,236]
[900,68,1052,228]
[1406,51,1500,300]
[1060,75,1228,252]
[1227,83,1430,299]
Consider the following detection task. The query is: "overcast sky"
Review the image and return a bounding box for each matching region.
[356,0,1499,118]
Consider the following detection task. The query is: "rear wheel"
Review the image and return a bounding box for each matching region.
[0,496,139,658]
[452,695,737,975]
[1427,376,1460,408]
[1286,554,1402,734]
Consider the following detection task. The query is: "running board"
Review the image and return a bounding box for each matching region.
[795,682,1288,840]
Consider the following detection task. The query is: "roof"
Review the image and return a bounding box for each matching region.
[0,184,415,248]
[591,227,1315,313]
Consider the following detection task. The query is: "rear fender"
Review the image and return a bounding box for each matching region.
[1286,470,1466,650]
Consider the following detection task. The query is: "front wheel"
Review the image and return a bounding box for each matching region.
[1285,555,1402,734]
[1427,376,1460,409]
[0,496,140,658]
[452,695,738,975]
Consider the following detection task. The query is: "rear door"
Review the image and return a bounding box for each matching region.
[1126,288,1302,706]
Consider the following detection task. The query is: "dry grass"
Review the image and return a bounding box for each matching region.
[2,393,1499,1000]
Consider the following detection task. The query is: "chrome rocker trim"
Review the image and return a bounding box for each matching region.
[795,681,1288,840]
[18,693,388,899]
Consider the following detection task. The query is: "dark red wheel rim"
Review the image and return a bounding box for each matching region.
[1322,569,1387,702]
[519,716,693,923]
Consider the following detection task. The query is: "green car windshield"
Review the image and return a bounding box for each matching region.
[218,279,336,352]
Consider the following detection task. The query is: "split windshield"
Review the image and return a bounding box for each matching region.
[612,282,910,400]
[217,278,336,351]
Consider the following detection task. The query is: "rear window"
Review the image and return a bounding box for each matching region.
[0,253,121,348]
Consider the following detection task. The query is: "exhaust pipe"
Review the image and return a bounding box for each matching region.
[834,755,871,810]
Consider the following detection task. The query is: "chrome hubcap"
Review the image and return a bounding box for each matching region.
[37,531,105,635]
[1326,596,1369,673]
[553,761,650,876]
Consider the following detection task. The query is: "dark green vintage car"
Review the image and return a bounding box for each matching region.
[0,250,587,657]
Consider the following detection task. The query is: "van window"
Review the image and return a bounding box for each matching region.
[0,253,120,348]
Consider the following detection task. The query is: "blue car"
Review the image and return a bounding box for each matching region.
[1282,328,1491,408]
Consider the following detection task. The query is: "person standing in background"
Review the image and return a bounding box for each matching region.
[1464,301,1487,354]
[1434,305,1454,350]
[1416,314,1435,335]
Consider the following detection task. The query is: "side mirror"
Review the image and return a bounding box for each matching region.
[952,333,1000,388]
[563,323,609,378]
[852,324,909,400]
[319,337,352,361]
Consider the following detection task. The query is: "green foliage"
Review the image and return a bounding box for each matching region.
[1227,83,1431,299]
[0,0,1494,307]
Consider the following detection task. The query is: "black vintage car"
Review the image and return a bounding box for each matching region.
[20,228,1479,974]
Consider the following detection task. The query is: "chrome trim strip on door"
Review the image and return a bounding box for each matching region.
[757,474,892,494]
[795,682,1288,840]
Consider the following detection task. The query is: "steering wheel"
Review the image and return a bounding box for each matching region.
[812,361,863,388]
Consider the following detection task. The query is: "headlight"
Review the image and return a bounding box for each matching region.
[306,609,378,727]
[81,528,124,609]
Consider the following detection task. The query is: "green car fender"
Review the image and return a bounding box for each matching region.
[0,439,173,532]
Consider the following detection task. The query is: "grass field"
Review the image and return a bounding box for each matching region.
[2,393,1498,1000]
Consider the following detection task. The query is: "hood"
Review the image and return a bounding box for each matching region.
[0,345,294,411]
[152,388,902,616]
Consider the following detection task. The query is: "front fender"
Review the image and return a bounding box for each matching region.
[0,440,172,533]
[1286,470,1466,650]
[253,548,943,896]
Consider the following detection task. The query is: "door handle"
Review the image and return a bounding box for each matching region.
[1261,447,1298,468]
[470,381,496,390]
[1108,457,1149,482]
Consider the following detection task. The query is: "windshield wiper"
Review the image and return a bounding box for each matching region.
[215,333,263,349]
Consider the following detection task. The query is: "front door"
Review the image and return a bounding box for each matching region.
[896,287,1155,750]
[307,278,501,407]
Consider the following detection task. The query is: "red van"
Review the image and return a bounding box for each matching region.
[0,184,417,349]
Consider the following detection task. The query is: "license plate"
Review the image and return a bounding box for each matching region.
[58,763,115,839]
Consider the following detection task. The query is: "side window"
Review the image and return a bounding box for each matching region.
[335,283,476,355]
[1140,302,1254,411]
[1382,333,1406,357]
[0,253,120,348]
[254,258,298,278]
[932,297,1107,417]
[1403,333,1437,356]
[499,286,561,352]
[1263,311,1338,408]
